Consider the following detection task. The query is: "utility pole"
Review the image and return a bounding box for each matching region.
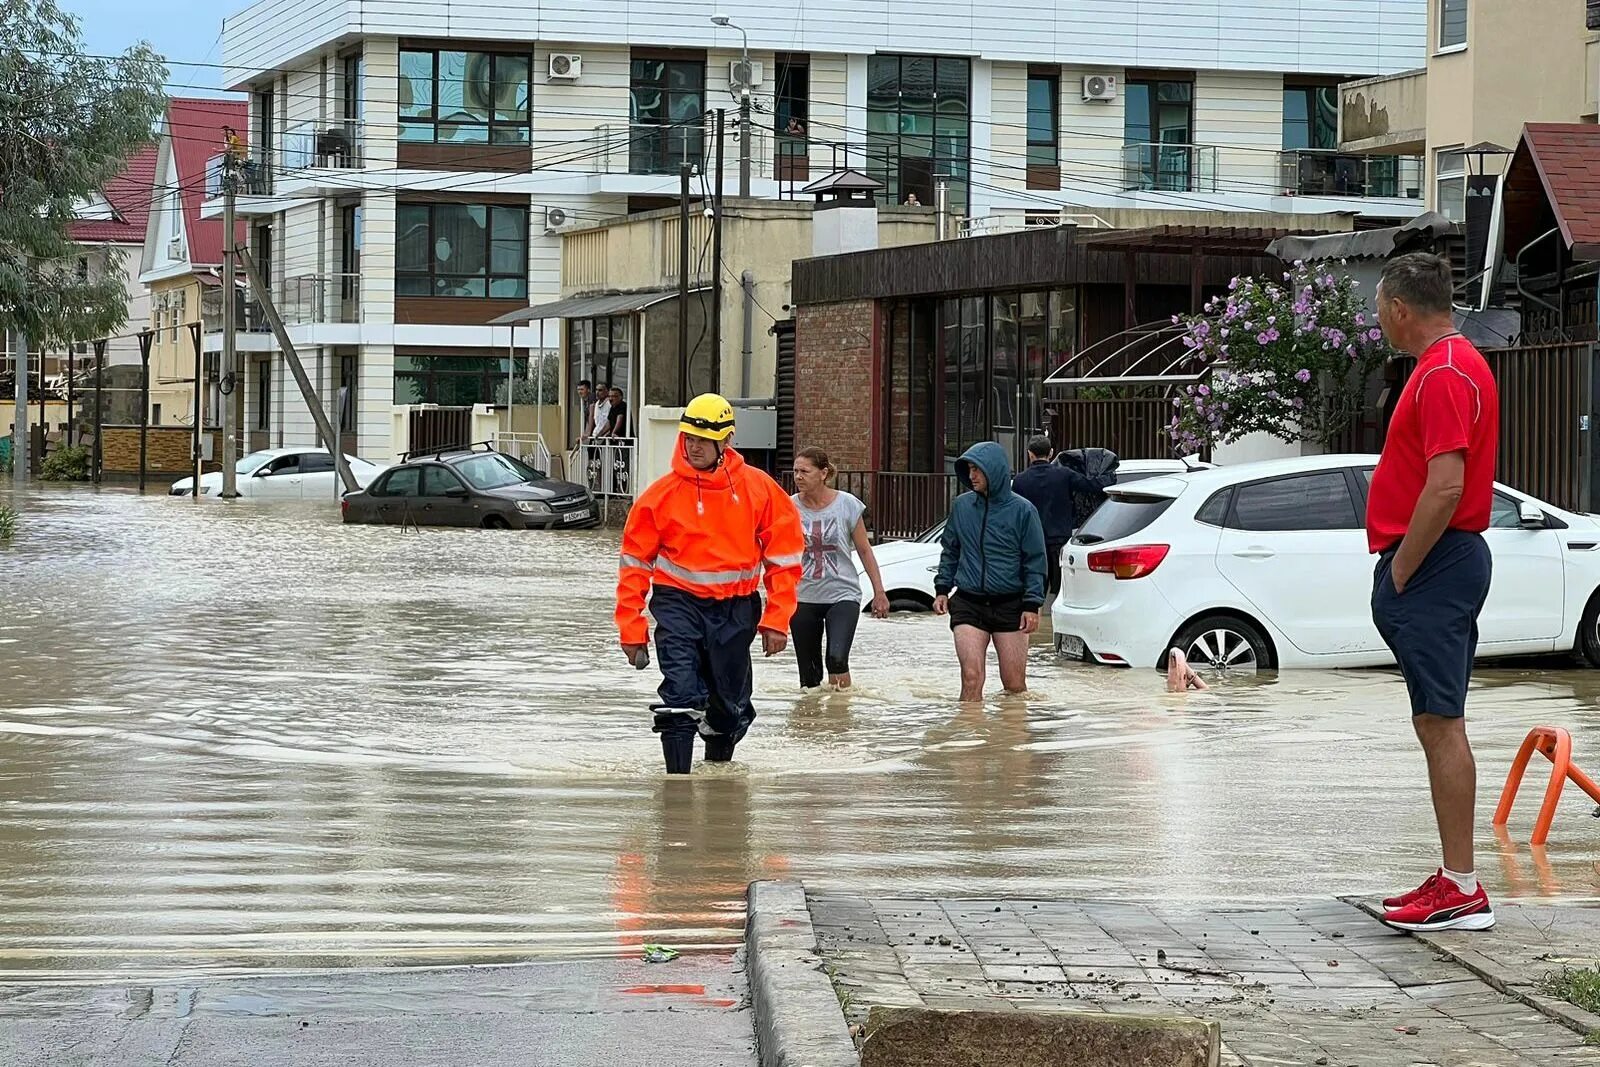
[189,321,204,499]
[92,339,105,484]
[710,15,752,197]
[678,162,692,405]
[10,327,27,484]
[711,109,725,394]
[220,142,240,498]
[137,328,152,493]
[236,247,358,493]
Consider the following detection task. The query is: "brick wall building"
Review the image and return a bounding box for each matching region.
[792,300,878,471]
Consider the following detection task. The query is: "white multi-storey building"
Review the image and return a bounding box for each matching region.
[216,0,1428,463]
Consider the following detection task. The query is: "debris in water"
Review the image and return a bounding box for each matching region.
[643,944,680,963]
[1395,1025,1419,1035]
[1327,960,1339,967]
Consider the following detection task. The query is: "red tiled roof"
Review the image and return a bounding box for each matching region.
[69,145,159,245]
[1521,123,1600,260]
[168,97,248,267]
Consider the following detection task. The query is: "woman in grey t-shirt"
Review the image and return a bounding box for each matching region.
[790,447,890,690]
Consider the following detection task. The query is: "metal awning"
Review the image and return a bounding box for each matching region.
[488,286,708,326]
[1265,211,1455,263]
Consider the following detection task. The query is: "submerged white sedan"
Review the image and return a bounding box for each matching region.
[1052,453,1600,672]
[856,459,1207,611]
[170,447,385,500]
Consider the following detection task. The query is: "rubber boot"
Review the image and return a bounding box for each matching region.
[703,734,737,763]
[662,733,695,774]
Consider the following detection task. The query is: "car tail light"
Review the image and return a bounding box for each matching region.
[1086,544,1170,580]
[340,496,349,516]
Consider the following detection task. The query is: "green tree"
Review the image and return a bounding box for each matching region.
[1,0,167,348]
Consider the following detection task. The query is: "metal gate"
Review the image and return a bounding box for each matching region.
[1042,322,1201,459]
[773,319,797,472]
[406,406,473,457]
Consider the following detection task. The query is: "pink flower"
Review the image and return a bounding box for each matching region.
[1295,368,1311,383]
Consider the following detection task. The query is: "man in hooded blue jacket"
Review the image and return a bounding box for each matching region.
[933,441,1049,701]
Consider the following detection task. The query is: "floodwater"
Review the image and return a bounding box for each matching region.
[2,486,1599,981]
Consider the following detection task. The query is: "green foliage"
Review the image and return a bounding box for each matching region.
[1168,262,1396,451]
[39,443,89,481]
[0,504,15,539]
[1541,967,1600,1016]
[1,1,167,348]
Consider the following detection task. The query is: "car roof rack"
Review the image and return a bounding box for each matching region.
[397,440,501,463]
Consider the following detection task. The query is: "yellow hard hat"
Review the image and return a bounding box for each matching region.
[679,393,736,441]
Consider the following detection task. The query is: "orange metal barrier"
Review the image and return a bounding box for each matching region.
[1492,726,1600,846]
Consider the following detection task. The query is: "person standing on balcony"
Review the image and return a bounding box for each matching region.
[1368,252,1499,934]
[616,394,805,774]
[601,385,629,438]
[789,447,889,691]
[933,442,1048,702]
[1010,435,1100,596]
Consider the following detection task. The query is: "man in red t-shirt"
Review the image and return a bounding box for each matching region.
[1367,253,1499,934]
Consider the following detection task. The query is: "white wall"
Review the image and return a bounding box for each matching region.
[226,0,1427,87]
[1196,70,1286,197]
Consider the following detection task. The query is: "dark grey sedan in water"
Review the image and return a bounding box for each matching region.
[341,448,599,529]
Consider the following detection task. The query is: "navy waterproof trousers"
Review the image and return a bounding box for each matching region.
[649,586,761,743]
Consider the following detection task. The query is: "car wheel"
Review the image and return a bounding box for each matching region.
[887,593,931,613]
[1577,592,1600,668]
[1168,615,1274,674]
[482,514,510,530]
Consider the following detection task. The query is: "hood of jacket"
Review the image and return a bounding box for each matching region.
[955,441,1014,501]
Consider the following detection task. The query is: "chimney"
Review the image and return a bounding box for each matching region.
[803,169,884,258]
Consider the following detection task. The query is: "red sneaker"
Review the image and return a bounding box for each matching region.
[1383,869,1442,910]
[1381,879,1495,932]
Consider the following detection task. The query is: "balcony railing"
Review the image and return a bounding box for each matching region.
[280,273,362,326]
[1121,142,1218,193]
[204,152,273,199]
[1278,150,1423,199]
[280,118,365,172]
[201,285,273,334]
[589,119,770,178]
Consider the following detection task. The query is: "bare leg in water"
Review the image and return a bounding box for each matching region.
[1167,648,1209,692]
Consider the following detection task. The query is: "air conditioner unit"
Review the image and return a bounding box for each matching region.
[1082,74,1118,102]
[544,206,573,232]
[728,59,764,91]
[167,235,184,260]
[548,53,582,81]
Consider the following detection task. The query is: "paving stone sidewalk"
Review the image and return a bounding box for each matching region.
[810,895,1600,1067]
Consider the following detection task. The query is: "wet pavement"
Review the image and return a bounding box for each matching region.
[2,486,1600,985]
[811,894,1600,1067]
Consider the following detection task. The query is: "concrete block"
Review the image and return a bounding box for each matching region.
[860,1005,1220,1067]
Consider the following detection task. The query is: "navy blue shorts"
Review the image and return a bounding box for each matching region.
[1371,529,1492,718]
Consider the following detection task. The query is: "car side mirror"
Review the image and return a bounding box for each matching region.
[255,468,273,477]
[1518,501,1546,529]
[443,486,469,499]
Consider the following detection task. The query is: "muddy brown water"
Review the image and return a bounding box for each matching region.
[1,487,1597,980]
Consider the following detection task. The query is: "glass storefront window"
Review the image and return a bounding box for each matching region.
[567,315,634,443]
[393,354,527,405]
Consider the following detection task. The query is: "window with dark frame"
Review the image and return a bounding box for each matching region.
[866,54,971,213]
[628,54,706,175]
[1026,68,1061,188]
[395,202,529,299]
[1439,0,1468,48]
[775,57,810,179]
[343,52,364,124]
[1124,76,1195,191]
[393,355,529,406]
[1281,84,1337,150]
[399,48,531,144]
[256,361,270,430]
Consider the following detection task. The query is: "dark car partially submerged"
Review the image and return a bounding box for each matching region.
[341,446,598,529]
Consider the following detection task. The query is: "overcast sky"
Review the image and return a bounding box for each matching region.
[64,0,233,96]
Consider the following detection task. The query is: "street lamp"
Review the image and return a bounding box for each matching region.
[710,14,752,197]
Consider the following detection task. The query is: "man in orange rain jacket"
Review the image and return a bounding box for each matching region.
[616,393,805,774]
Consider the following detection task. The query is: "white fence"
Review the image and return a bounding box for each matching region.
[494,431,555,474]
[571,438,637,501]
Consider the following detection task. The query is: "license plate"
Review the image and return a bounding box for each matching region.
[562,509,591,524]
[1058,634,1086,658]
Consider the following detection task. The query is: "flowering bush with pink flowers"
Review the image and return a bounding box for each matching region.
[1168,262,1395,453]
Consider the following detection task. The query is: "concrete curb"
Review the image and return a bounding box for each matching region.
[746,880,860,1067]
[1345,898,1600,1038]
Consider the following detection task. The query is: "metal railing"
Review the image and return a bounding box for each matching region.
[281,118,365,172]
[778,469,960,542]
[1121,142,1218,193]
[959,212,1114,238]
[204,152,273,199]
[494,431,555,475]
[572,438,637,500]
[589,118,770,177]
[1278,150,1422,199]
[280,273,361,326]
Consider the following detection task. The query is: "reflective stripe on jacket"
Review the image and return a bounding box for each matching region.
[615,442,805,645]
